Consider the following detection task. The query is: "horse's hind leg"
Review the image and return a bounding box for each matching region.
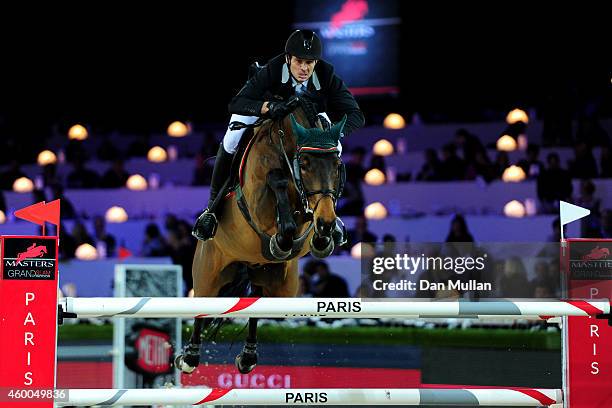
[235,285,262,374]
[267,169,297,258]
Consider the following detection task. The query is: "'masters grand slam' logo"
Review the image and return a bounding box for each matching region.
[569,243,612,280]
[2,238,57,280]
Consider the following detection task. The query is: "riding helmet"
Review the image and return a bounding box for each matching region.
[285,29,322,60]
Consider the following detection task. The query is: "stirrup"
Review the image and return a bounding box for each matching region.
[192,210,219,241]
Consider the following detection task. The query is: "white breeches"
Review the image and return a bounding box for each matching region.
[222,113,343,155]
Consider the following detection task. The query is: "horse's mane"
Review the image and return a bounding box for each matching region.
[254,97,321,147]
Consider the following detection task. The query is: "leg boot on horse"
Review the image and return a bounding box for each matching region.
[174,317,210,373]
[192,144,234,241]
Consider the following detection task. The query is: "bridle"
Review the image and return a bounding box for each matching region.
[275,121,345,219]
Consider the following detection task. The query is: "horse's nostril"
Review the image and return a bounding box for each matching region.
[316,219,333,236]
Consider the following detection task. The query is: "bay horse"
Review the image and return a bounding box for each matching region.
[176,98,346,374]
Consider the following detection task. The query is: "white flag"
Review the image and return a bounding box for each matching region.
[560,201,590,227]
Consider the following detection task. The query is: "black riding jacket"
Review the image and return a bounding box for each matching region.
[229,54,365,136]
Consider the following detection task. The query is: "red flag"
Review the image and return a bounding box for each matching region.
[118,246,133,259]
[14,200,61,226]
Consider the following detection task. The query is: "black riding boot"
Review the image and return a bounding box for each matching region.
[192,144,235,241]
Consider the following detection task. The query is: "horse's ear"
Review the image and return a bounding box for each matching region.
[289,114,308,142]
[331,115,347,141]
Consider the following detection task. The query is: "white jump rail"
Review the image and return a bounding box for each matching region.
[59,297,610,319]
[55,387,563,406]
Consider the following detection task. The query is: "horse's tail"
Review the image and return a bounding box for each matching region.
[203,264,252,342]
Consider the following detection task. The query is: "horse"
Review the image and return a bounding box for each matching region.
[176,98,346,375]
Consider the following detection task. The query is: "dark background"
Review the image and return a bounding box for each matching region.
[1,3,610,139]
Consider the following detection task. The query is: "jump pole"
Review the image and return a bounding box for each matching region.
[2,230,612,406]
[55,387,563,406]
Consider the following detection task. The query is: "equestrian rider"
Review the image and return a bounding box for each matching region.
[192,29,365,243]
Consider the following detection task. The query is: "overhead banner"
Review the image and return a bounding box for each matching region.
[294,0,400,96]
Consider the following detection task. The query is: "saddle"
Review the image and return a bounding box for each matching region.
[224,126,258,199]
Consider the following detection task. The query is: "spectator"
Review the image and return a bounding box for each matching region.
[498,257,532,297]
[32,189,46,206]
[58,223,77,260]
[600,209,612,238]
[65,139,88,164]
[164,213,179,235]
[345,215,377,251]
[547,217,564,243]
[438,143,466,181]
[300,258,319,295]
[127,135,150,158]
[574,180,601,238]
[537,153,572,214]
[416,243,459,299]
[345,147,367,182]
[192,152,214,186]
[297,275,312,297]
[71,221,95,247]
[93,216,117,257]
[454,128,485,165]
[541,91,572,146]
[50,184,77,219]
[568,141,598,179]
[101,158,129,188]
[141,223,168,257]
[531,260,557,298]
[42,163,61,189]
[67,158,100,189]
[337,147,366,216]
[445,214,474,242]
[0,159,26,190]
[416,148,442,181]
[369,154,386,173]
[166,220,197,293]
[97,137,121,161]
[465,150,495,182]
[600,145,612,178]
[492,151,510,179]
[533,280,555,298]
[517,144,545,179]
[575,115,609,147]
[310,260,349,297]
[0,190,6,213]
[200,130,219,159]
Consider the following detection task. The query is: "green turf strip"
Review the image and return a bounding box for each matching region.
[58,323,560,350]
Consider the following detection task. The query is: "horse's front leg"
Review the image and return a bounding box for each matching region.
[266,168,297,259]
[235,285,263,374]
[176,317,211,373]
[235,317,259,374]
[176,240,229,374]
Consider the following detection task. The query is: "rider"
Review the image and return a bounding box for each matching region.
[193,29,365,242]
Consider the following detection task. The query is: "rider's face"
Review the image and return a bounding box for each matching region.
[288,56,317,83]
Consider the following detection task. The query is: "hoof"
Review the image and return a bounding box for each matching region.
[235,351,258,374]
[310,235,334,258]
[270,234,291,260]
[175,353,197,374]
